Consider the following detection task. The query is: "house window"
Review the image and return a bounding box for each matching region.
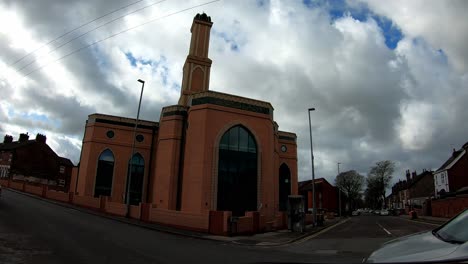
[441,174,445,184]
[59,166,65,174]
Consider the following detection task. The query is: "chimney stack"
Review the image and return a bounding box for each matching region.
[19,133,29,142]
[406,170,410,181]
[35,133,47,144]
[411,171,417,179]
[3,135,13,143]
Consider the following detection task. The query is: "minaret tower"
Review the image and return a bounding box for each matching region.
[178,13,213,106]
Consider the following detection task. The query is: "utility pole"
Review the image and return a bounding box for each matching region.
[337,162,341,217]
[126,79,145,217]
[308,108,317,226]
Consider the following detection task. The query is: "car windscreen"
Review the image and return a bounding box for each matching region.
[435,209,468,244]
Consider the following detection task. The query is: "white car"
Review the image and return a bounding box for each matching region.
[380,209,389,216]
[366,209,468,263]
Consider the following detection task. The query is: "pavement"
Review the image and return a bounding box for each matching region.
[3,187,344,246]
[397,213,449,225]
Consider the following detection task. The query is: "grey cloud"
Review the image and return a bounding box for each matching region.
[1,1,467,189]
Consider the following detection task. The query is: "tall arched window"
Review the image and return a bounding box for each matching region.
[126,153,145,205]
[217,125,257,216]
[279,163,291,211]
[94,149,114,197]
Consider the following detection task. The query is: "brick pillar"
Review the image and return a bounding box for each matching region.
[141,203,151,222]
[42,185,47,197]
[69,192,74,204]
[100,196,107,211]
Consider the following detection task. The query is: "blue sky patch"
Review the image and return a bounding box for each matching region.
[125,52,154,67]
[256,0,269,7]
[213,30,241,52]
[372,16,403,49]
[304,0,403,49]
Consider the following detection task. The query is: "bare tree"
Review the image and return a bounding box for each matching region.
[335,170,364,211]
[366,160,395,208]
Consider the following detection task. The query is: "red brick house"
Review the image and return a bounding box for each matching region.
[298,178,338,213]
[389,171,413,210]
[407,169,434,215]
[434,142,468,197]
[0,133,74,192]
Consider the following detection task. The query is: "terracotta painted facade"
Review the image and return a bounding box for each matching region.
[75,13,298,234]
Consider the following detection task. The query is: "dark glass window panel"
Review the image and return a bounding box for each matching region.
[238,127,249,152]
[228,126,239,151]
[126,153,145,205]
[136,134,144,142]
[94,149,114,197]
[220,131,230,150]
[279,164,291,211]
[217,126,257,216]
[106,130,114,139]
[99,149,114,162]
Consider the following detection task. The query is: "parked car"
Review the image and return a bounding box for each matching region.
[352,210,360,216]
[380,209,389,216]
[365,209,468,263]
[373,210,380,215]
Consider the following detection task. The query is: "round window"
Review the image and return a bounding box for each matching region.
[136,134,144,142]
[106,130,114,139]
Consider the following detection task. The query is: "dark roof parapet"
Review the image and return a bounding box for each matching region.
[195,13,211,23]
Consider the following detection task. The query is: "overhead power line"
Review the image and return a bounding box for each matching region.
[21,0,220,79]
[15,0,168,74]
[8,0,146,67]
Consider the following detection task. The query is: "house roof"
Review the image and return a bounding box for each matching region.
[58,157,74,167]
[408,170,434,188]
[0,139,74,166]
[0,140,36,150]
[298,178,332,192]
[435,149,466,173]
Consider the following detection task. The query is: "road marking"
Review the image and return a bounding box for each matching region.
[377,222,391,235]
[293,218,350,244]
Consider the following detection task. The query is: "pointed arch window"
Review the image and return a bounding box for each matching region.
[126,153,145,205]
[94,149,114,197]
[217,125,257,216]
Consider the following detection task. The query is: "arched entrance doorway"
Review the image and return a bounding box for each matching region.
[94,149,114,197]
[217,125,257,216]
[279,163,291,211]
[126,153,145,205]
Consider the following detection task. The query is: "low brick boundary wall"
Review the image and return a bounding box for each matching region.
[432,195,468,218]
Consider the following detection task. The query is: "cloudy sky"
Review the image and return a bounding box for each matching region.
[1,0,467,187]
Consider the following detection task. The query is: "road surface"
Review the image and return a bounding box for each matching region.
[0,189,436,263]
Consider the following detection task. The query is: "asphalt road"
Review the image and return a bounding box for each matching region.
[0,189,437,263]
[284,212,437,262]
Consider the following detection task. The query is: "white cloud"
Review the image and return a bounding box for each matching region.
[361,0,468,73]
[0,0,467,187]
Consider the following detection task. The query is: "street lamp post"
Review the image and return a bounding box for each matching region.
[337,162,341,217]
[126,79,145,217]
[308,108,316,226]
